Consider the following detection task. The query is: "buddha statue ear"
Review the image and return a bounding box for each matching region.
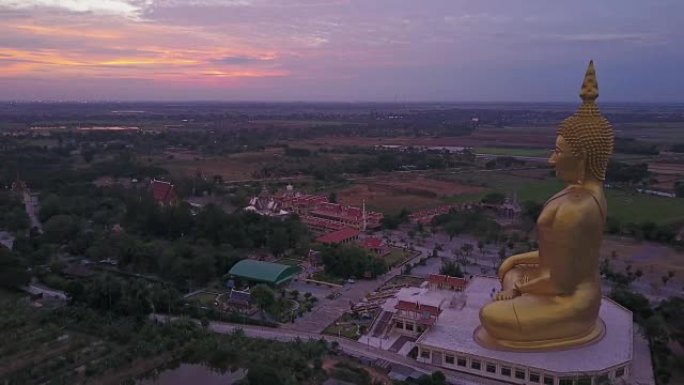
[576,155,587,184]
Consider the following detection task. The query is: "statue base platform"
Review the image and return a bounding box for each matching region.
[473,319,606,352]
[415,277,633,384]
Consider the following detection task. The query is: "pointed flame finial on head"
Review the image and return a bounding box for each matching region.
[580,60,599,103]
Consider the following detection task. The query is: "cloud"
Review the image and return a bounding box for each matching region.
[211,55,275,65]
[0,0,153,20]
[543,33,663,45]
[151,0,252,7]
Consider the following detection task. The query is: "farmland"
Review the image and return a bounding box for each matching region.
[436,169,684,225]
[336,175,487,215]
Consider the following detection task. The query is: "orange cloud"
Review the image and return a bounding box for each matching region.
[1,16,289,83]
[14,24,123,40]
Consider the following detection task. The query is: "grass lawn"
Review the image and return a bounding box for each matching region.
[475,147,550,157]
[378,275,425,291]
[322,313,361,340]
[383,247,411,267]
[311,271,345,285]
[605,190,684,224]
[275,258,303,267]
[185,292,218,306]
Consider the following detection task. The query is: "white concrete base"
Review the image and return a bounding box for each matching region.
[415,277,635,385]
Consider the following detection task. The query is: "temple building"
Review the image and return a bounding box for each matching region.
[149,179,178,206]
[363,276,637,385]
[244,186,288,217]
[245,185,383,232]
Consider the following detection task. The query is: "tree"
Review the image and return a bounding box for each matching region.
[439,261,464,278]
[477,240,485,256]
[676,181,684,198]
[320,245,387,279]
[43,214,79,244]
[0,248,30,289]
[431,371,447,385]
[460,243,474,259]
[481,192,505,205]
[445,222,459,240]
[498,247,507,261]
[268,227,289,256]
[609,287,653,322]
[522,201,543,222]
[251,284,275,316]
[246,363,284,385]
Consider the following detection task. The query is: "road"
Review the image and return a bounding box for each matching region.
[284,262,414,333]
[23,192,43,233]
[151,314,505,385]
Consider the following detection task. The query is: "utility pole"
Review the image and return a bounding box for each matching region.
[362,200,367,231]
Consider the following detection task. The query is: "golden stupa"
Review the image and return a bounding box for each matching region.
[476,61,614,351]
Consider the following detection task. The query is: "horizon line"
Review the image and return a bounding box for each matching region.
[1,99,684,105]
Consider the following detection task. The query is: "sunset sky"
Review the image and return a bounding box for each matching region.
[1,0,683,102]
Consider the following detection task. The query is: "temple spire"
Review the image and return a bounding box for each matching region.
[580,60,599,103]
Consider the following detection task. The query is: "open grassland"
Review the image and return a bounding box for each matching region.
[437,170,684,225]
[474,146,550,157]
[155,147,284,181]
[618,122,684,143]
[248,119,353,128]
[337,175,486,215]
[601,237,684,289]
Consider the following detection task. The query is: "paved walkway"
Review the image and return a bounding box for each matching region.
[23,192,42,233]
[284,263,418,333]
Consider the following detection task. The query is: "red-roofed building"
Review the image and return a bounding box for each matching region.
[149,179,178,206]
[409,205,461,225]
[315,228,361,245]
[274,189,383,232]
[427,274,467,291]
[392,300,442,336]
[359,237,389,256]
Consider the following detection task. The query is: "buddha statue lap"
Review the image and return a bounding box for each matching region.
[476,61,614,351]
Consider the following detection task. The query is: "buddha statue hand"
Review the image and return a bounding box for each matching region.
[493,275,529,301]
[497,259,516,282]
[493,288,520,301]
[498,250,539,282]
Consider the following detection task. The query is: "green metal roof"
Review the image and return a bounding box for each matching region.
[228,259,299,285]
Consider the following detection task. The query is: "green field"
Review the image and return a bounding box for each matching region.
[475,147,550,157]
[322,313,361,340]
[275,258,303,267]
[383,247,411,267]
[185,292,218,306]
[438,171,684,225]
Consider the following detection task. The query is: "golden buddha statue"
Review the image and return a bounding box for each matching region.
[476,61,614,351]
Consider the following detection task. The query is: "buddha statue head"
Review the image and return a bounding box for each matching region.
[550,60,614,184]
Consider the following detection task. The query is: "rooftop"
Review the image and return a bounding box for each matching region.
[315,228,361,244]
[360,237,384,249]
[228,259,299,285]
[427,274,467,290]
[382,286,455,314]
[150,179,177,205]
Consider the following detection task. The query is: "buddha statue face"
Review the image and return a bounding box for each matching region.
[549,135,586,184]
